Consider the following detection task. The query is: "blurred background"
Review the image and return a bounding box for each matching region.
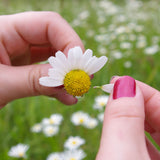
[0,0,160,159]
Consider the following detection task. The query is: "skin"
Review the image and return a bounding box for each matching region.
[0,11,84,108]
[96,76,160,160]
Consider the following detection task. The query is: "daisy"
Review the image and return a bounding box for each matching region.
[64,136,85,150]
[39,46,108,97]
[43,125,59,137]
[8,144,29,158]
[84,117,98,129]
[46,152,63,160]
[97,112,104,122]
[41,114,63,126]
[62,149,86,160]
[93,95,109,111]
[71,111,90,126]
[30,123,42,133]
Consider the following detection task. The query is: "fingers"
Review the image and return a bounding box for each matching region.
[0,64,77,106]
[11,11,84,62]
[96,76,150,160]
[111,76,160,133]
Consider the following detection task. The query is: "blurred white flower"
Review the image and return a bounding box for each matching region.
[46,152,62,160]
[112,51,123,59]
[43,125,59,137]
[78,11,90,20]
[39,46,108,97]
[120,42,132,49]
[49,114,63,125]
[97,113,104,122]
[93,95,109,111]
[136,40,147,48]
[71,111,90,126]
[30,123,42,133]
[8,144,29,158]
[124,61,132,68]
[144,45,159,55]
[97,46,107,55]
[84,117,98,129]
[64,136,85,150]
[62,149,86,160]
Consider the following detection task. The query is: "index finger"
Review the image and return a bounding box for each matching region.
[10,11,84,59]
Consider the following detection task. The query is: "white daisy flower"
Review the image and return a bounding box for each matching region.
[46,152,63,160]
[62,149,86,160]
[144,45,159,55]
[71,111,90,126]
[84,117,98,129]
[43,125,59,137]
[124,61,132,68]
[97,112,104,122]
[49,114,63,125]
[41,114,63,126]
[30,123,42,133]
[93,95,109,111]
[64,136,85,150]
[8,144,29,158]
[39,46,108,96]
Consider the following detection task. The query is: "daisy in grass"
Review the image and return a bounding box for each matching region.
[30,123,42,133]
[46,152,62,160]
[43,125,59,137]
[71,111,90,126]
[64,136,85,150]
[39,46,108,97]
[93,95,109,111]
[84,117,98,129]
[97,112,104,122]
[42,114,63,126]
[8,144,29,158]
[62,149,86,160]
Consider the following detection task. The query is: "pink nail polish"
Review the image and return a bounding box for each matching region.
[113,76,136,99]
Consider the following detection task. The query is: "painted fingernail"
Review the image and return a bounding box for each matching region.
[113,76,136,99]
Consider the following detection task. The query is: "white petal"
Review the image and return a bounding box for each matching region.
[68,46,83,69]
[101,84,114,93]
[79,49,93,69]
[48,56,55,67]
[48,69,64,80]
[39,77,63,87]
[48,68,65,78]
[55,51,70,73]
[86,56,108,75]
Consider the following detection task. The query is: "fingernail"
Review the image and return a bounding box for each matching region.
[113,76,136,99]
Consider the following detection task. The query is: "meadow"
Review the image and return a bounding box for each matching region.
[0,0,160,159]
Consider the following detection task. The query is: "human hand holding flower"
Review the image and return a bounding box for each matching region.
[96,76,160,160]
[0,11,85,108]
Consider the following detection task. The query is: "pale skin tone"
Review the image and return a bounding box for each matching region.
[1,11,160,160]
[0,11,84,108]
[96,76,160,160]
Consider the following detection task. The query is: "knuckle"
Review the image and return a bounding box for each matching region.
[28,65,43,95]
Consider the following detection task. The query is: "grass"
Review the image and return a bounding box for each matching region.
[0,0,160,159]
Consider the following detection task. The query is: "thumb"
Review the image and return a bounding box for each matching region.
[0,64,77,107]
[96,76,150,160]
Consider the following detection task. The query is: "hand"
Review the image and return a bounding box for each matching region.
[0,11,84,108]
[96,76,160,160]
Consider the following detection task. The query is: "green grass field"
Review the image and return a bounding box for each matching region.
[0,0,160,159]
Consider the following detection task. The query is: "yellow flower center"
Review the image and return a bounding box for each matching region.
[18,152,24,157]
[70,158,76,160]
[79,118,84,123]
[72,141,77,145]
[64,70,91,96]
